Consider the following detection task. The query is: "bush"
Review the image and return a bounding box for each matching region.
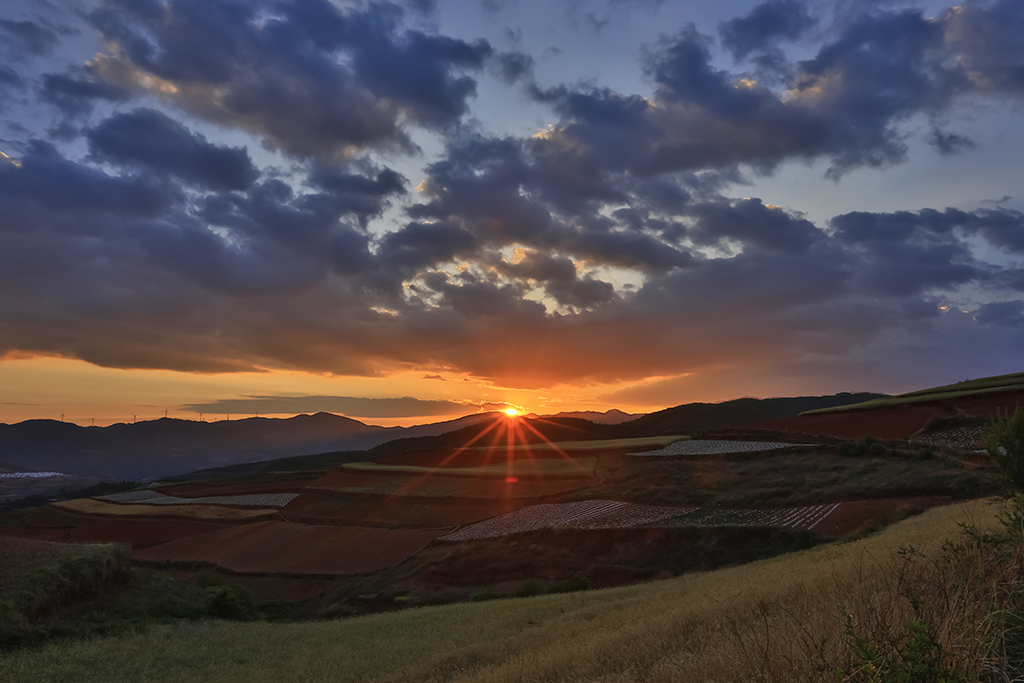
[205,585,258,620]
[549,573,590,594]
[983,406,1024,494]
[512,579,543,598]
[839,437,892,458]
[470,589,502,602]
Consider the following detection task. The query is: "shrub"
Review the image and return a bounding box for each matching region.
[512,579,543,598]
[470,589,502,602]
[548,573,590,594]
[983,406,1024,494]
[205,585,258,620]
[839,437,892,458]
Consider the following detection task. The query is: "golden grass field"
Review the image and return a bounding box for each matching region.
[3,498,1010,682]
[53,498,278,521]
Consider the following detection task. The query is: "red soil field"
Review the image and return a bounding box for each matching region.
[812,497,953,537]
[376,447,594,468]
[281,490,535,528]
[136,520,448,575]
[9,505,227,548]
[158,475,318,498]
[24,505,93,528]
[307,468,596,499]
[760,389,1024,440]
[63,519,227,548]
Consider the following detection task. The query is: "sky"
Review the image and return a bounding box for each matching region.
[1,0,1023,427]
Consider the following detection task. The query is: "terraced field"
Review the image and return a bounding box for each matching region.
[137,521,448,575]
[0,413,997,612]
[97,490,299,507]
[343,457,599,477]
[307,468,597,498]
[628,439,804,457]
[440,500,840,541]
[53,498,278,521]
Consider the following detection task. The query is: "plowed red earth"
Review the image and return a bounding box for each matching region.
[13,506,227,548]
[137,521,447,575]
[157,476,318,498]
[377,448,587,467]
[760,390,1024,440]
[813,497,953,537]
[307,468,596,499]
[282,490,534,528]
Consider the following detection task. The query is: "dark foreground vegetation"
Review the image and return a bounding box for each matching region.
[1,543,258,649]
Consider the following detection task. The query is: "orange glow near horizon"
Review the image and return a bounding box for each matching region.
[0,355,747,428]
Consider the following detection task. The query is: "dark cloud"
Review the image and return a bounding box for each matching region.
[545,276,617,310]
[974,300,1024,327]
[0,66,22,88]
[687,198,821,253]
[525,1,1024,187]
[83,0,491,159]
[182,394,469,418]
[720,0,816,60]
[929,128,976,156]
[39,71,131,115]
[494,251,577,283]
[0,19,59,56]
[1,0,1023,402]
[87,109,258,191]
[942,0,1024,96]
[0,139,172,216]
[492,50,535,84]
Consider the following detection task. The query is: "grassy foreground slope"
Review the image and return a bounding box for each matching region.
[2,499,1011,683]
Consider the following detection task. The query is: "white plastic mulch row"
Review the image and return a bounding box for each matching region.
[628,439,804,457]
[440,500,840,541]
[0,471,65,478]
[95,490,299,507]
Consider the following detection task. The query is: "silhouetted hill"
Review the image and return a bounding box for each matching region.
[541,409,640,424]
[0,412,495,480]
[613,393,886,436]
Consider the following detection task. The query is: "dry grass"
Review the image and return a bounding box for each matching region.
[53,499,277,521]
[3,499,1018,682]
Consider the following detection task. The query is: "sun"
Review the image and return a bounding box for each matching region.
[504,407,520,417]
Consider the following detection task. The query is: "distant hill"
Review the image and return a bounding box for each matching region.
[613,393,886,437]
[542,409,641,424]
[0,412,495,480]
